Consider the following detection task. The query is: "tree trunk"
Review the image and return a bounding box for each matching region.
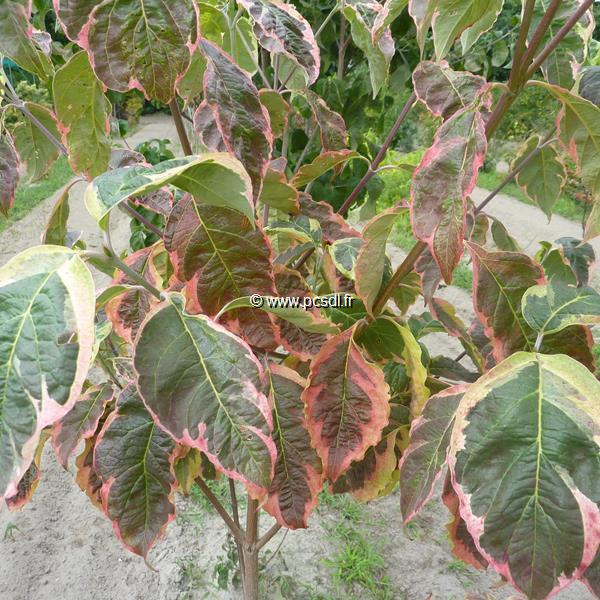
[242,497,260,600]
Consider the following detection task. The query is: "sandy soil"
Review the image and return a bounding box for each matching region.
[0,114,595,600]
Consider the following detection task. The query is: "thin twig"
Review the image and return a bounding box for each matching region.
[256,523,282,551]
[292,128,319,176]
[337,14,347,79]
[238,32,272,89]
[195,477,245,545]
[121,202,164,237]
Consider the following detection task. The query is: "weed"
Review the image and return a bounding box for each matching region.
[177,555,205,592]
[213,534,241,591]
[3,522,23,541]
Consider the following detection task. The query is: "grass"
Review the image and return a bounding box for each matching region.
[476,170,586,223]
[0,157,73,234]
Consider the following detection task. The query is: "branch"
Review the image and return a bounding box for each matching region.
[337,14,347,79]
[229,479,246,572]
[169,98,193,156]
[525,0,594,80]
[255,523,282,551]
[121,202,164,237]
[195,477,245,545]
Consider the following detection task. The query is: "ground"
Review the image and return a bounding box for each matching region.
[0,114,594,600]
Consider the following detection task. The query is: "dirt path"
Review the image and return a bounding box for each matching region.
[0,119,593,599]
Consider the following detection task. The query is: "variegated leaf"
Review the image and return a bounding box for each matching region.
[0,246,95,500]
[0,133,20,216]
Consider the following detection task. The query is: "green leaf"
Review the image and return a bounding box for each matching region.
[12,103,61,183]
[343,1,395,97]
[53,52,111,179]
[355,206,405,315]
[432,0,504,59]
[0,0,53,80]
[259,168,299,213]
[373,0,409,42]
[94,385,177,557]
[535,82,600,195]
[356,316,406,362]
[449,352,600,599]
[0,133,20,216]
[52,382,115,468]
[291,150,362,188]
[238,0,320,86]
[400,385,465,522]
[412,106,487,282]
[42,182,77,246]
[56,0,199,103]
[164,197,279,350]
[303,328,390,482]
[173,449,202,495]
[580,67,600,107]
[0,246,95,500]
[85,154,254,227]
[200,39,273,202]
[490,217,520,251]
[134,296,276,489]
[259,90,290,138]
[412,60,487,120]
[512,135,566,220]
[522,282,600,336]
[409,0,437,54]
[176,50,207,105]
[264,364,323,529]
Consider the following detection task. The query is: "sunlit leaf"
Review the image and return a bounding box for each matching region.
[0,246,95,500]
[292,150,362,188]
[449,352,600,599]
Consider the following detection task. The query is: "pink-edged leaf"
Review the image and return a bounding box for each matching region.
[0,246,95,501]
[54,0,200,104]
[412,60,487,120]
[264,364,323,529]
[415,248,442,303]
[583,551,600,596]
[373,0,409,43]
[273,265,330,361]
[6,430,50,511]
[441,472,488,570]
[164,195,280,350]
[0,0,53,80]
[292,150,362,188]
[134,295,276,490]
[74,438,103,510]
[299,194,360,243]
[200,39,273,202]
[468,242,545,361]
[238,0,320,86]
[303,328,390,482]
[449,352,600,599]
[131,188,173,217]
[0,133,20,216]
[94,385,177,557]
[333,428,400,502]
[411,105,487,283]
[52,382,115,468]
[105,245,164,344]
[193,101,227,151]
[305,91,347,153]
[399,385,465,522]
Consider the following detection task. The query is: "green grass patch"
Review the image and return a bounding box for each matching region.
[0,157,73,234]
[476,170,586,223]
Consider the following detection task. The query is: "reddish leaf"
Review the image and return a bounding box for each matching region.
[273,265,328,361]
[193,101,226,151]
[303,328,390,482]
[305,91,347,152]
[52,382,115,468]
[238,0,320,85]
[399,385,465,522]
[164,195,280,350]
[105,245,164,344]
[264,364,323,529]
[413,60,487,120]
[441,472,488,570]
[299,194,360,243]
[0,133,20,216]
[94,386,177,557]
[131,188,173,217]
[411,106,487,282]
[200,39,273,201]
[55,0,199,104]
[74,438,103,510]
[583,551,600,597]
[415,248,442,303]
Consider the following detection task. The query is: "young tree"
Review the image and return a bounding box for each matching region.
[1,1,600,598]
